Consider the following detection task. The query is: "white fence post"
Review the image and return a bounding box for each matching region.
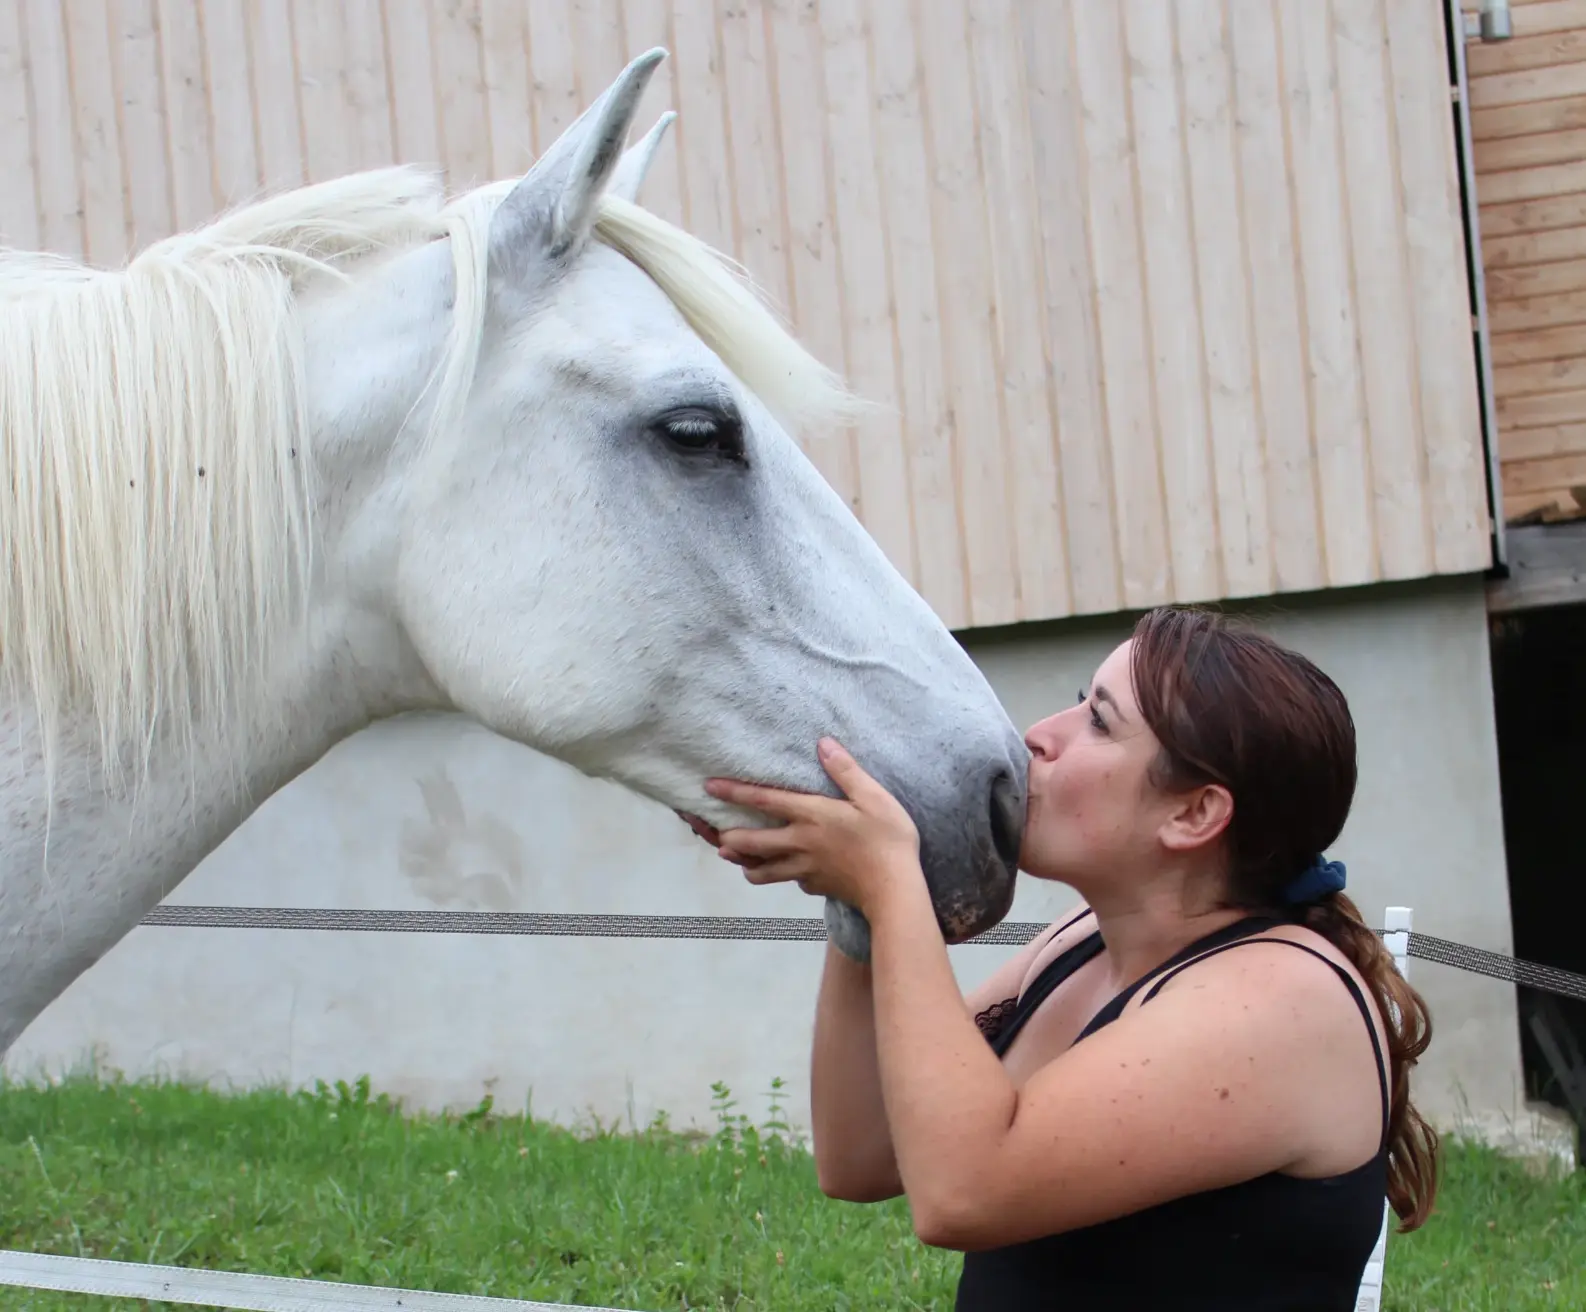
[1356,906,1412,1312]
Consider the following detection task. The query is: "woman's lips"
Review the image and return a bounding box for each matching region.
[675,811,722,847]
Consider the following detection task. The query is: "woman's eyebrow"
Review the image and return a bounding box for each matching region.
[1092,684,1127,721]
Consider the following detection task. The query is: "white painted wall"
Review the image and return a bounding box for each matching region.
[6,578,1542,1149]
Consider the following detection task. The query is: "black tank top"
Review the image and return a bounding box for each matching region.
[956,912,1391,1311]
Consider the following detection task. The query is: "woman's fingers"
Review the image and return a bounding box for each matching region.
[736,854,809,885]
[714,824,802,859]
[715,832,812,884]
[816,737,878,800]
[703,777,815,820]
[705,742,888,818]
[820,739,913,822]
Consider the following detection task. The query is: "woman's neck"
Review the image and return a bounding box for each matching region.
[1078,874,1256,991]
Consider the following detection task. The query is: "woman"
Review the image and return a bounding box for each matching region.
[703,605,1437,1309]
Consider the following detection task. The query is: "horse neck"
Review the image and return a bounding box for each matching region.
[0,593,440,1058]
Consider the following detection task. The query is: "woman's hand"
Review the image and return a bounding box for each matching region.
[705,737,924,916]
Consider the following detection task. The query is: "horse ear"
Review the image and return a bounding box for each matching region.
[608,111,676,204]
[488,48,667,268]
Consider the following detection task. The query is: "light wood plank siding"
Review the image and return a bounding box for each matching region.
[0,1,1492,629]
[1466,0,1586,524]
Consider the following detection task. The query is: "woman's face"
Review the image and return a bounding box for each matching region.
[1018,639,1185,886]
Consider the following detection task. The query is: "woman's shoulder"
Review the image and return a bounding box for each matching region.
[979,917,1392,1242]
[1080,921,1391,1149]
[1137,919,1388,1059]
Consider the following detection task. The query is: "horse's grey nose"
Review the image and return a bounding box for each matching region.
[989,766,1024,873]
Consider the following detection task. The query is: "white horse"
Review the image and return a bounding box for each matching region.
[0,50,1027,1059]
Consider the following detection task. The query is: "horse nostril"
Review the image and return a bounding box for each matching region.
[989,769,1023,872]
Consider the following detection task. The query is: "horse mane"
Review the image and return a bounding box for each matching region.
[0,163,862,787]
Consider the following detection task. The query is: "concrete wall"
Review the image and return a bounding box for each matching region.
[5,577,1541,1148]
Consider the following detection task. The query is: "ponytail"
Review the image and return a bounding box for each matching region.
[1298,891,1439,1230]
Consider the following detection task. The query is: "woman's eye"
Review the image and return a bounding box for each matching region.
[1078,691,1107,733]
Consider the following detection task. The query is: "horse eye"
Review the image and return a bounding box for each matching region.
[665,416,720,447]
[653,407,744,460]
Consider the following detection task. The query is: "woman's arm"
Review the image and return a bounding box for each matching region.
[809,912,1083,1202]
[861,873,1368,1250]
[808,944,902,1200]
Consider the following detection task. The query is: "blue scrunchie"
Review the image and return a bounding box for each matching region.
[1282,855,1347,905]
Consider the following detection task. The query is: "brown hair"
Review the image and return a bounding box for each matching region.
[1128,605,1438,1231]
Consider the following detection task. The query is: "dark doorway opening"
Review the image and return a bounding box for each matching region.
[1489,605,1586,1147]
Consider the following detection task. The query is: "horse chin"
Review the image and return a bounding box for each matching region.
[675,813,1017,965]
[824,898,874,963]
[676,807,873,960]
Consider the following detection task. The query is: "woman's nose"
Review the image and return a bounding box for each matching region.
[1024,712,1067,760]
[1029,694,1091,756]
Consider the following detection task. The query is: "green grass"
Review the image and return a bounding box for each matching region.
[1379,1130,1584,1311]
[0,1074,1580,1310]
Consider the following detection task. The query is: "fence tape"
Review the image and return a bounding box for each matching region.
[1399,931,1586,1003]
[137,905,1586,1003]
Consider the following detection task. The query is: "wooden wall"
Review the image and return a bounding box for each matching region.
[0,1,1494,631]
[1466,0,1586,526]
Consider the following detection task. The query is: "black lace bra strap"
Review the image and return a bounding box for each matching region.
[986,930,1108,1058]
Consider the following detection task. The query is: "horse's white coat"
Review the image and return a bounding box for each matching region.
[0,51,1027,1057]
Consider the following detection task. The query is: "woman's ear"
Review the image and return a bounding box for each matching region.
[1159,783,1234,855]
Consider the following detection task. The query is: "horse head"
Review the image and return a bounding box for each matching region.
[360,50,1027,958]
